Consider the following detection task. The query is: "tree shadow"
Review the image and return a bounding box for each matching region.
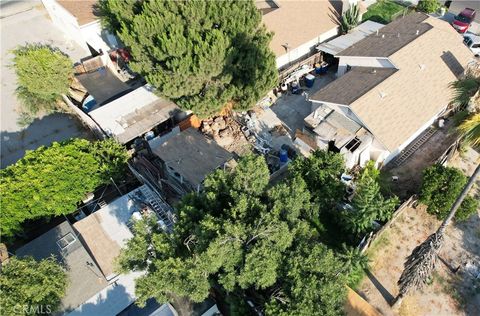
[365,269,395,305]
[1,112,92,168]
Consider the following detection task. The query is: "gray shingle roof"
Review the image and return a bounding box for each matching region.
[337,13,432,57]
[309,67,397,105]
[16,221,108,312]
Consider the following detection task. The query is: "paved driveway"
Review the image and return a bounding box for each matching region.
[1,2,91,168]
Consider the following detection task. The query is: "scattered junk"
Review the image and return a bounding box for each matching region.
[128,186,175,232]
[200,115,251,155]
[277,64,315,96]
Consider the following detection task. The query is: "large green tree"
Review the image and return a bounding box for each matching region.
[12,44,73,120]
[420,164,478,221]
[0,138,128,237]
[99,0,277,118]
[0,256,68,316]
[116,155,347,314]
[341,162,399,235]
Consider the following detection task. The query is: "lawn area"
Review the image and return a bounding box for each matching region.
[362,0,407,24]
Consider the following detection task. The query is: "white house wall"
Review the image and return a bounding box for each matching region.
[383,105,446,165]
[337,56,396,76]
[41,0,89,52]
[276,27,339,69]
[80,21,118,53]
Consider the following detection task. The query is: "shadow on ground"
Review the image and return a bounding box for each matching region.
[1,112,92,168]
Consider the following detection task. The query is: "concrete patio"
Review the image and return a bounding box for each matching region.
[270,71,336,135]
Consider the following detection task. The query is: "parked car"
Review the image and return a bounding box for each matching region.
[452,8,476,33]
[464,34,480,57]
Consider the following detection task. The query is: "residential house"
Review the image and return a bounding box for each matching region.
[41,0,118,54]
[15,221,109,314]
[68,184,175,315]
[149,127,234,194]
[258,0,341,69]
[44,0,343,72]
[306,13,473,167]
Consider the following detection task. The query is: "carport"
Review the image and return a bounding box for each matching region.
[316,20,385,73]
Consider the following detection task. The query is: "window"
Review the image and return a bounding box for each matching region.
[57,232,76,250]
[472,44,480,48]
[345,137,361,152]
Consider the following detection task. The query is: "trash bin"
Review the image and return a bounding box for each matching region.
[291,82,300,94]
[305,74,315,88]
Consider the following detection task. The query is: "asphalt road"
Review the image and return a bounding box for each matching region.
[444,0,480,22]
[1,1,91,168]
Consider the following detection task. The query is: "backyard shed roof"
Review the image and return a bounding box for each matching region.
[337,13,432,57]
[58,0,98,26]
[16,221,108,312]
[317,20,385,56]
[152,128,233,187]
[310,67,397,105]
[261,0,341,57]
[89,85,181,144]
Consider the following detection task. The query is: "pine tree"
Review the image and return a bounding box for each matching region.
[99,0,278,118]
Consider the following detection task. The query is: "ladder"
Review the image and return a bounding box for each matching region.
[393,128,437,167]
[140,186,175,231]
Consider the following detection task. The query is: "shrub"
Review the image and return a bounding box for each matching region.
[419,164,476,220]
[12,44,73,116]
[456,195,479,222]
[417,0,441,14]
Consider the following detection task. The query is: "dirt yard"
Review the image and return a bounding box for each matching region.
[383,120,459,200]
[359,147,480,316]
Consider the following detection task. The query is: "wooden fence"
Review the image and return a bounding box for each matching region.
[62,95,106,140]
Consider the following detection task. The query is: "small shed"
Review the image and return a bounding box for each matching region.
[89,85,182,144]
[151,128,234,192]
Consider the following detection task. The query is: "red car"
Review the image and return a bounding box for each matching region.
[452,8,476,33]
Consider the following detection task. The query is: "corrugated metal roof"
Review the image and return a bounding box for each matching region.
[317,20,385,56]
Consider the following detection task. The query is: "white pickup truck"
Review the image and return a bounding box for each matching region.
[464,34,480,57]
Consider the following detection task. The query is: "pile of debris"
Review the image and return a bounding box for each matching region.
[200,115,251,155]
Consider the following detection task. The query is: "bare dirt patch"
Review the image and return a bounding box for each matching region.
[359,203,480,316]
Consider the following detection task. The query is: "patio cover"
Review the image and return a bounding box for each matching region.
[317,20,384,56]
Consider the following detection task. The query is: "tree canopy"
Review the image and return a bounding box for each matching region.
[99,0,278,118]
[12,44,73,121]
[0,138,128,237]
[341,162,399,235]
[0,256,68,316]
[116,154,348,314]
[420,164,478,221]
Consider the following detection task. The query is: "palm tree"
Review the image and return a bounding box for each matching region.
[458,113,480,147]
[392,164,480,307]
[450,60,480,110]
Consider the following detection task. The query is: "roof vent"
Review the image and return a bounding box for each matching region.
[416,30,419,35]
[382,34,385,39]
[376,30,379,36]
[370,69,377,74]
[397,33,400,38]
[379,91,387,99]
[419,64,426,70]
